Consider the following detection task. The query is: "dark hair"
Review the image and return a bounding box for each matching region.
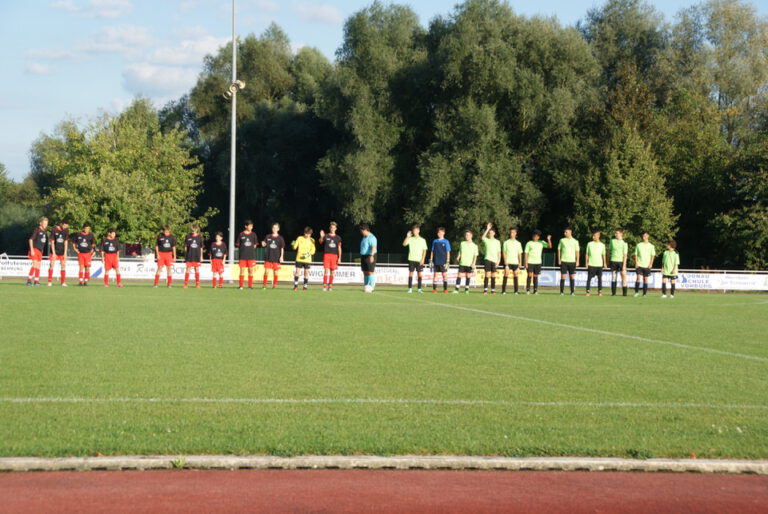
[564,227,573,232]
[271,222,280,228]
[667,239,677,249]
[162,225,170,231]
[359,223,370,231]
[615,228,624,233]
[411,223,420,230]
[592,229,601,235]
[641,231,649,236]
[437,226,446,232]
[83,222,91,228]
[533,229,542,236]
[108,227,116,233]
[304,226,313,235]
[215,231,223,238]
[191,223,199,231]
[244,220,253,226]
[329,221,337,228]
[464,229,473,235]
[60,220,68,225]
[509,227,518,232]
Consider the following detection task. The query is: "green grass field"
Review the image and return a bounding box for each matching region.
[1,281,767,459]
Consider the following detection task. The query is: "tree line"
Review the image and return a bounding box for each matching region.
[2,0,766,269]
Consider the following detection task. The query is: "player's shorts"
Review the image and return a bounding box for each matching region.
[433,264,448,274]
[361,255,376,273]
[157,251,174,267]
[211,258,224,273]
[483,260,497,273]
[239,259,256,269]
[264,261,281,271]
[28,249,43,262]
[528,264,542,275]
[104,254,119,271]
[49,254,65,262]
[636,267,651,277]
[458,265,474,274]
[609,261,625,273]
[587,265,603,276]
[323,254,339,271]
[295,262,311,270]
[560,262,577,275]
[505,264,520,272]
[662,274,678,280]
[408,261,423,273]
[185,261,201,268]
[77,253,92,267]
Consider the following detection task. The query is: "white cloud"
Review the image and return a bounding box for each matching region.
[251,0,279,13]
[78,25,155,57]
[51,0,133,18]
[148,35,229,66]
[122,63,200,97]
[51,1,79,12]
[178,0,197,14]
[295,3,344,25]
[24,48,79,61]
[24,62,55,75]
[291,42,307,55]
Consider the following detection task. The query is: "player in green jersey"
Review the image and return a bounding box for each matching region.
[634,231,656,297]
[502,228,523,295]
[557,227,580,296]
[402,224,428,293]
[608,228,629,296]
[481,222,501,295]
[454,230,478,293]
[584,230,607,296]
[661,240,680,298]
[523,230,552,294]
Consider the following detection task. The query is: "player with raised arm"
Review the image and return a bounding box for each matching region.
[74,223,96,286]
[292,227,316,291]
[502,227,523,295]
[47,220,69,286]
[480,222,501,295]
[359,223,377,292]
[261,223,285,289]
[557,227,580,296]
[183,224,203,289]
[26,217,48,286]
[402,224,427,294]
[584,230,606,297]
[236,220,258,290]
[154,226,176,288]
[209,232,227,288]
[430,227,451,294]
[661,240,680,298]
[100,228,122,287]
[609,228,629,297]
[634,231,656,297]
[319,222,342,291]
[453,230,478,293]
[523,230,552,295]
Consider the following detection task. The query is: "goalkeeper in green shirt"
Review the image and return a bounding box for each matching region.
[661,240,680,298]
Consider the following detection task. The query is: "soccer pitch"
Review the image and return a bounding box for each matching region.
[1,282,767,459]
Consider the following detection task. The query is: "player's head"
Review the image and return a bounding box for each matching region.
[329,221,337,233]
[532,229,541,241]
[271,222,280,233]
[464,229,473,241]
[359,223,370,235]
[564,227,573,237]
[83,222,91,233]
[215,231,223,242]
[60,220,68,229]
[509,227,518,238]
[667,239,676,250]
[162,225,170,235]
[244,220,253,231]
[641,231,650,242]
[190,223,199,234]
[39,216,48,229]
[437,226,445,238]
[108,227,116,237]
[303,226,313,237]
[592,230,600,241]
[411,223,420,236]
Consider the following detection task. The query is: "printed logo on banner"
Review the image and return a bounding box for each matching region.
[679,273,713,289]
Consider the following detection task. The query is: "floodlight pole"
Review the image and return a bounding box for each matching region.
[227,0,237,273]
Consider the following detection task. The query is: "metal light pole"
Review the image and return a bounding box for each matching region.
[227,0,244,273]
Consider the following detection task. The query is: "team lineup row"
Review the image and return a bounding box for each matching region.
[25,218,681,297]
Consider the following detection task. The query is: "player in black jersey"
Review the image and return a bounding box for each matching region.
[319,222,342,291]
[73,223,96,285]
[183,224,204,289]
[236,220,258,289]
[27,217,48,286]
[261,223,285,289]
[100,228,122,287]
[154,226,177,287]
[48,220,69,286]
[209,232,228,288]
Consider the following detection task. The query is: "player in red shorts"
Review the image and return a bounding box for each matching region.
[319,221,342,291]
[26,217,49,286]
[261,222,285,289]
[236,220,258,290]
[154,225,177,288]
[183,224,203,289]
[73,223,96,286]
[100,228,122,287]
[209,232,227,288]
[47,220,69,286]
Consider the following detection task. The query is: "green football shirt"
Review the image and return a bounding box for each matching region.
[609,238,628,263]
[662,250,680,275]
[458,241,479,267]
[635,241,656,268]
[405,236,427,262]
[558,237,580,263]
[586,241,606,267]
[524,240,548,265]
[482,238,501,263]
[502,239,523,265]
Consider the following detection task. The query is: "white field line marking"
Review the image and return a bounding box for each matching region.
[379,293,768,363]
[0,397,766,410]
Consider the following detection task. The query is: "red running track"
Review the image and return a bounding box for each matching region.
[1,470,766,513]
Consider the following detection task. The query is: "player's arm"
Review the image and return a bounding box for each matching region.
[502,248,508,267]
[602,249,607,269]
[420,249,426,266]
[557,246,562,265]
[429,250,434,265]
[546,235,553,249]
[575,249,580,267]
[337,242,342,262]
[172,240,177,261]
[622,248,627,271]
[649,254,655,270]
[523,249,529,269]
[481,222,492,240]
[471,253,477,269]
[155,243,160,259]
[402,231,411,247]
[319,230,325,245]
[370,245,377,261]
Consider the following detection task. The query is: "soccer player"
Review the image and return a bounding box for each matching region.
[48,220,69,286]
[261,223,285,289]
[634,231,656,297]
[359,223,377,291]
[480,222,501,295]
[73,222,96,286]
[210,232,228,288]
[502,227,523,295]
[430,227,451,293]
[292,227,316,291]
[183,224,203,289]
[319,222,342,291]
[523,230,552,295]
[454,230,478,293]
[584,230,606,297]
[402,224,427,293]
[154,225,176,288]
[26,216,48,286]
[557,227,580,296]
[236,220,258,290]
[609,228,629,296]
[100,228,122,287]
[661,240,680,299]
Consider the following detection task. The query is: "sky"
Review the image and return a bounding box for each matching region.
[1,0,766,180]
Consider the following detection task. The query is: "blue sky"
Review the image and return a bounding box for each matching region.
[1,0,765,180]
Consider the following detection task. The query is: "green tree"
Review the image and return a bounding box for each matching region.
[0,163,42,254]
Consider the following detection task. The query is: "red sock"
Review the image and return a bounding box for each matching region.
[329,274,334,285]
[48,267,53,282]
[79,270,84,283]
[263,274,268,287]
[28,266,35,280]
[61,271,66,284]
[323,275,327,286]
[35,268,41,281]
[213,277,217,287]
[167,276,172,286]
[239,276,244,288]
[273,276,278,287]
[154,274,160,286]
[85,270,90,282]
[248,275,253,288]
[104,275,109,286]
[184,272,189,286]
[116,274,121,286]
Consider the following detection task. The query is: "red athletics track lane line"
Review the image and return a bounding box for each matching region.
[1,470,766,514]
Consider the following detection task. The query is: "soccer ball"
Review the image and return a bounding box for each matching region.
[363,285,373,293]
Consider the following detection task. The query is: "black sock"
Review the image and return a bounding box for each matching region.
[560,279,565,294]
[443,280,447,291]
[643,282,648,295]
[303,278,308,287]
[597,274,602,292]
[491,277,496,291]
[662,282,667,294]
[671,283,675,295]
[526,275,531,291]
[623,286,628,296]
[294,276,298,287]
[502,276,508,293]
[635,281,640,292]
[484,277,488,290]
[569,277,575,294]
[408,276,413,289]
[513,276,518,293]
[455,276,461,290]
[533,276,539,293]
[611,281,617,295]
[465,277,470,289]
[418,276,422,289]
